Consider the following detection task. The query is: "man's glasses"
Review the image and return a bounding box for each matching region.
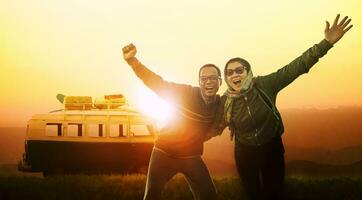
[226,66,245,76]
[199,75,220,83]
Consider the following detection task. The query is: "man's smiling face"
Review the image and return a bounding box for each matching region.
[199,66,220,100]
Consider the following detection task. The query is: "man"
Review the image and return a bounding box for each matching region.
[122,44,223,200]
[218,14,353,200]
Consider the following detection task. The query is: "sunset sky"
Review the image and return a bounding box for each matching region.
[1,0,361,127]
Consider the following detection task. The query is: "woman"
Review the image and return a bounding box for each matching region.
[219,14,351,200]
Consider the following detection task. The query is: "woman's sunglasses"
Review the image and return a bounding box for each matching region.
[226,66,245,76]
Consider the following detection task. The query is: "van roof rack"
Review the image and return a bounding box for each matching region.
[56,93,129,111]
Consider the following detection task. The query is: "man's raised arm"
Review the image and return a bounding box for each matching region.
[122,43,192,102]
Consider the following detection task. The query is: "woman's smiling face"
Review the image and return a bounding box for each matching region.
[226,61,248,91]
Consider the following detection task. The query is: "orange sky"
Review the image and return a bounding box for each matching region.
[0,0,361,127]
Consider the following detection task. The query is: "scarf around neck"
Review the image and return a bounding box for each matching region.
[224,69,254,125]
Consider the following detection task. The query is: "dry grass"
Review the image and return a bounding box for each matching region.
[1,173,362,200]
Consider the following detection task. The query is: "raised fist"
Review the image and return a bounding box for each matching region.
[122,43,137,61]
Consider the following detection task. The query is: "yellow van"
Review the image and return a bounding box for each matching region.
[18,94,157,176]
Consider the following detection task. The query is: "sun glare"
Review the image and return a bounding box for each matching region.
[135,86,174,129]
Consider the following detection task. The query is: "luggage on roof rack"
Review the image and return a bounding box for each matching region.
[61,94,127,110]
[94,94,126,109]
[64,96,93,110]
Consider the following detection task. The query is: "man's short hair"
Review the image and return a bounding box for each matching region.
[199,64,221,77]
[224,57,251,76]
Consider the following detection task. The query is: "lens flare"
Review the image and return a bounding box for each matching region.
[135,86,174,129]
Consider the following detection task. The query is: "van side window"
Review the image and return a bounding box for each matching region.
[130,124,152,136]
[67,123,83,137]
[46,123,62,136]
[88,124,105,137]
[109,124,127,137]
[99,124,104,137]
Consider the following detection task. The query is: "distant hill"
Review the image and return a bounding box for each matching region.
[286,160,362,177]
[203,158,362,177]
[285,145,362,165]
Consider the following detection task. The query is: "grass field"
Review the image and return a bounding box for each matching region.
[1,173,362,200]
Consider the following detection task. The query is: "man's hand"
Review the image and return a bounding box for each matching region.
[325,14,353,45]
[122,43,137,61]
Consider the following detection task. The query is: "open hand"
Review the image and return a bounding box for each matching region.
[122,43,137,61]
[325,14,353,45]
